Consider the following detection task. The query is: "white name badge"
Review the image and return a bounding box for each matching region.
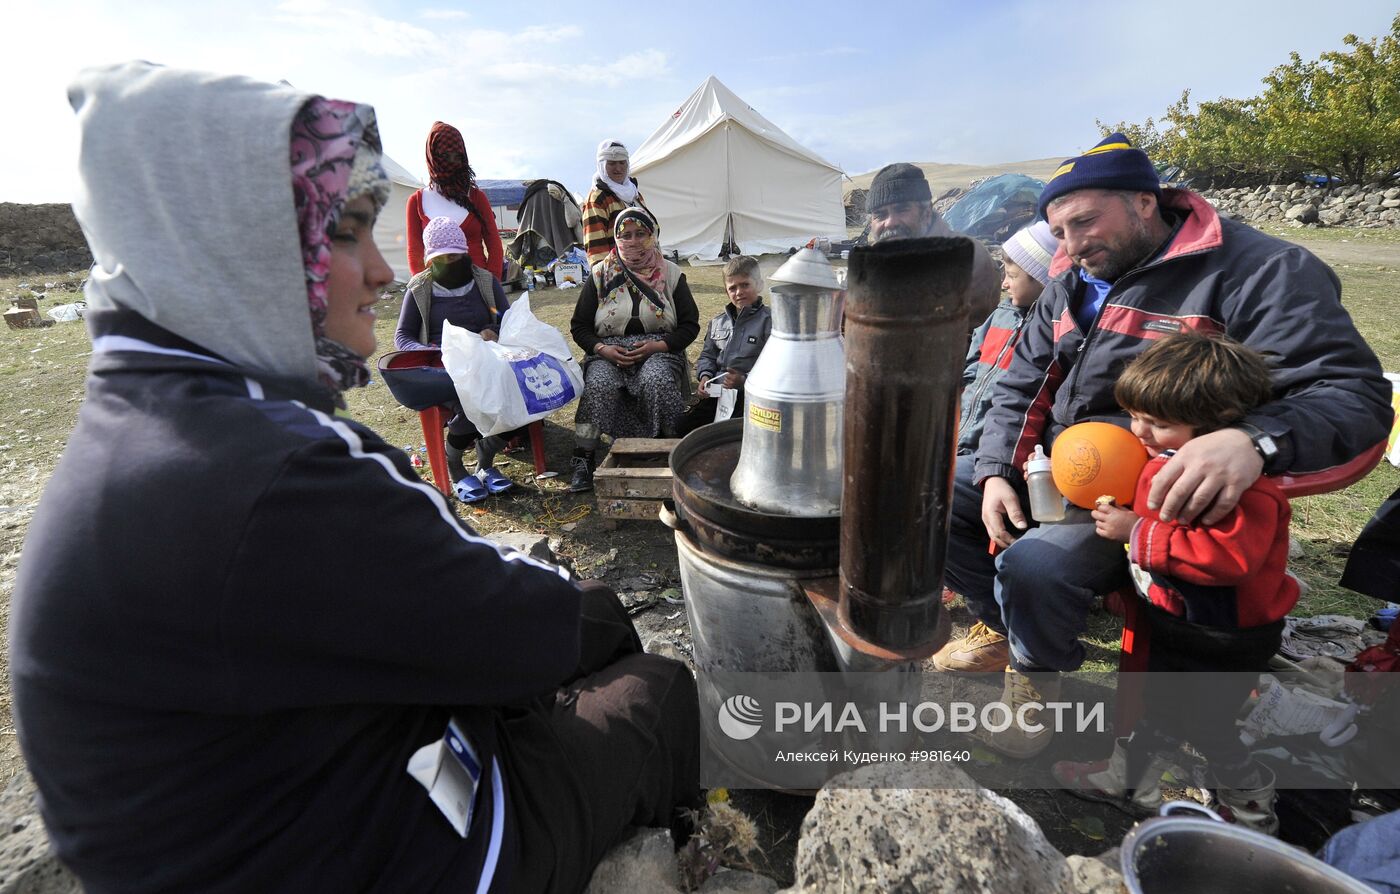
[407,718,482,838]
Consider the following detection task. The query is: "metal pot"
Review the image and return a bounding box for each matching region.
[670,419,839,570]
[1120,802,1374,894]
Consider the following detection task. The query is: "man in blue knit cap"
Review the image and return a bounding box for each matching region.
[934,134,1391,762]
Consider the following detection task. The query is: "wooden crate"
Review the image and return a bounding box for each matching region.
[594,438,681,520]
[4,307,41,330]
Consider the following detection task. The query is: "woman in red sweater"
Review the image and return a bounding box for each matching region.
[405,121,504,277]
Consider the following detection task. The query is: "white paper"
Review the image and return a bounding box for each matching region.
[1240,675,1350,745]
[714,386,738,422]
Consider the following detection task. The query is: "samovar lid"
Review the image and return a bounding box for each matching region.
[770,247,841,291]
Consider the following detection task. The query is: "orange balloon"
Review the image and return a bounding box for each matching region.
[1050,422,1149,509]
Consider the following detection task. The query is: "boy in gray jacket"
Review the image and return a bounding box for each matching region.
[678,255,773,434]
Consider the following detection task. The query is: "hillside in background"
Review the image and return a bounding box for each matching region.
[846,157,1065,196]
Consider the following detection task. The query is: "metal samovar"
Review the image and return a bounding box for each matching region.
[667,237,974,787]
[728,248,845,517]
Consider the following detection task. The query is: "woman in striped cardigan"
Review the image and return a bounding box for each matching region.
[581,140,650,267]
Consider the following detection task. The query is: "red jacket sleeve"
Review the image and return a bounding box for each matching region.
[1129,487,1281,587]
[406,191,426,275]
[471,188,504,278]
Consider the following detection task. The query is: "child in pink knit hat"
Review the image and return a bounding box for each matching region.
[396,216,514,501]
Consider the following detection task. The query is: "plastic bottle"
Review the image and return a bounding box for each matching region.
[1026,444,1066,523]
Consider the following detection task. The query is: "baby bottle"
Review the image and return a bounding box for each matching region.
[1026,444,1066,523]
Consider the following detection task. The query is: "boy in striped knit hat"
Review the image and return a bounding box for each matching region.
[957,220,1059,455]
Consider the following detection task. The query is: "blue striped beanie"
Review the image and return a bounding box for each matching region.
[1037,133,1160,219]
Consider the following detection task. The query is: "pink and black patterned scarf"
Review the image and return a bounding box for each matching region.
[290,96,389,403]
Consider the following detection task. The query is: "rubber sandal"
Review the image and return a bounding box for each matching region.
[480,466,515,494]
[454,475,489,503]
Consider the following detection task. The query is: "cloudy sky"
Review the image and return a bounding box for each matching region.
[1,0,1393,204]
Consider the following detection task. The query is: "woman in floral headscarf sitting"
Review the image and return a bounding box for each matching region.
[405,121,503,277]
[568,207,698,492]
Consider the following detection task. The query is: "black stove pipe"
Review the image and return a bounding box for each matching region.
[838,236,973,652]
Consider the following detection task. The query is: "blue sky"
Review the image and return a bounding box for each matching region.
[1,0,1394,203]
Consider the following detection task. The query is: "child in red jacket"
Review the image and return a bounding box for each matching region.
[1056,330,1291,834]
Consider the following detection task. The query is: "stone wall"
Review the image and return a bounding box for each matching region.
[0,204,92,275]
[845,181,1400,233]
[1197,183,1400,228]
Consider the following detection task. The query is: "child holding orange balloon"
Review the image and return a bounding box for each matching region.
[1091,331,1296,629]
[1061,331,1295,832]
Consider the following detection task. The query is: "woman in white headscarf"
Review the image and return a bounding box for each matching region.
[12,62,697,894]
[580,139,650,267]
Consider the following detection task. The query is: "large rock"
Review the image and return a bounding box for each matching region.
[701,868,780,892]
[790,762,1075,893]
[1065,854,1125,893]
[0,772,80,894]
[1284,203,1319,223]
[485,531,555,563]
[585,827,680,893]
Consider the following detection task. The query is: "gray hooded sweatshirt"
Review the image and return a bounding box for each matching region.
[72,61,323,386]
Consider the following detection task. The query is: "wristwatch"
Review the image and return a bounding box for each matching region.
[1233,423,1279,463]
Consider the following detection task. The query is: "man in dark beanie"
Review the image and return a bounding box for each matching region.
[936,132,1390,771]
[866,162,1001,326]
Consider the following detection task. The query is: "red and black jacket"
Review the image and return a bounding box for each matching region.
[958,301,1033,454]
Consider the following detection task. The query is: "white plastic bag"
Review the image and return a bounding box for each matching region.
[47,302,86,322]
[440,294,583,436]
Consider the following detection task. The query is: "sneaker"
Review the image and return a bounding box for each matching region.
[1212,763,1279,836]
[568,454,594,493]
[932,620,1010,672]
[1052,737,1170,814]
[980,667,1060,759]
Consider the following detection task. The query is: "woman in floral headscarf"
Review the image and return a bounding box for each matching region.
[405,121,504,277]
[568,207,699,491]
[14,62,698,894]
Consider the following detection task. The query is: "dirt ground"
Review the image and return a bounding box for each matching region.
[1,230,1397,884]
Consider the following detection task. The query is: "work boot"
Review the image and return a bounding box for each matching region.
[981,667,1061,759]
[569,449,595,493]
[932,620,1010,672]
[1212,762,1279,836]
[1052,737,1172,814]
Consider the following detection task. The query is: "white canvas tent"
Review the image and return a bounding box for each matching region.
[374,153,424,282]
[630,76,845,260]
